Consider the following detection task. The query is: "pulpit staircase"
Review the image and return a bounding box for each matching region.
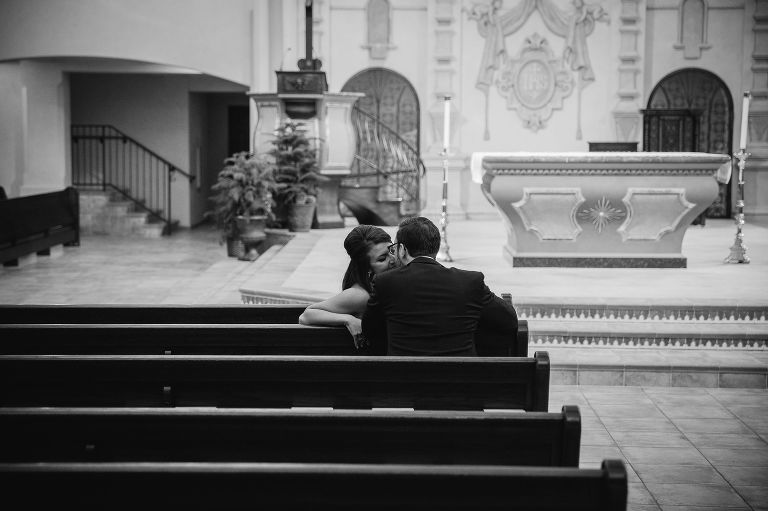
[341,106,426,226]
[71,125,193,237]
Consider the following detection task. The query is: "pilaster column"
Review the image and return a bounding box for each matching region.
[612,0,645,144]
[746,0,768,218]
[423,0,470,220]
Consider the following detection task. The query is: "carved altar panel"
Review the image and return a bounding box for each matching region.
[618,188,696,241]
[512,188,584,240]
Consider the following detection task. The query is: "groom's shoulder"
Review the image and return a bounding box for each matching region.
[448,266,485,281]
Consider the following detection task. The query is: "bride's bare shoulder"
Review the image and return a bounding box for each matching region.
[305,284,370,314]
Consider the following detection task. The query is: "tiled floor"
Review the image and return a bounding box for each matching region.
[1,217,767,510]
[550,385,768,511]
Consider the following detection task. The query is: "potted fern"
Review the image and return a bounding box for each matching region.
[266,121,328,232]
[208,151,275,257]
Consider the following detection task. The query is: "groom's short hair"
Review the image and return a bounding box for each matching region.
[397,216,440,258]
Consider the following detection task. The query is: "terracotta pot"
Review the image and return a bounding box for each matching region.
[236,215,267,243]
[288,202,316,232]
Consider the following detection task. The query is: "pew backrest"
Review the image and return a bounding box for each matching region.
[0,187,79,265]
[0,405,579,466]
[0,352,550,411]
[0,459,628,510]
[0,304,309,325]
[0,320,529,357]
[0,323,362,355]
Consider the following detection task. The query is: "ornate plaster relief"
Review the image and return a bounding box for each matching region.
[465,0,609,139]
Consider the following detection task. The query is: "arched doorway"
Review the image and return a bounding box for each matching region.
[341,67,420,151]
[643,68,733,218]
[340,68,422,219]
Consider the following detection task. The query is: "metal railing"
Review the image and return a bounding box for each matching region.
[346,106,426,216]
[71,125,194,235]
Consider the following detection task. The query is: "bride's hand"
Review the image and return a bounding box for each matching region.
[345,316,367,349]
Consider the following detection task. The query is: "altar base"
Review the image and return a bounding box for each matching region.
[472,152,732,268]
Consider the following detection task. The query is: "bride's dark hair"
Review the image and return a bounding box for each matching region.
[342,225,392,293]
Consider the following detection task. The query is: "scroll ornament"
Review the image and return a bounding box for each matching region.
[465,0,609,139]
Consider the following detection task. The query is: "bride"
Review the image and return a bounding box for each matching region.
[298,225,395,348]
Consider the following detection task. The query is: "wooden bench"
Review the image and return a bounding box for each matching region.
[0,187,79,266]
[0,304,310,324]
[0,319,529,357]
[0,459,628,510]
[0,405,579,466]
[0,352,550,410]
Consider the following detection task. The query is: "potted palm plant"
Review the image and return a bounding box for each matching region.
[266,121,328,232]
[208,151,275,257]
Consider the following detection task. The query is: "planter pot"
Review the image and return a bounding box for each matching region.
[236,215,267,243]
[226,237,246,258]
[288,202,316,232]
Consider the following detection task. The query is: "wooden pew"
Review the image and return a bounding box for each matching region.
[0,405,580,466]
[0,187,80,266]
[0,459,628,510]
[0,304,309,325]
[0,319,529,357]
[0,352,550,411]
[0,323,365,355]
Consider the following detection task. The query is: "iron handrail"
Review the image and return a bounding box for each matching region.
[349,106,425,215]
[71,124,194,235]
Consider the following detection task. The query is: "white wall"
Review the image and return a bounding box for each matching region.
[71,74,194,226]
[0,0,259,86]
[0,61,70,197]
[0,63,24,197]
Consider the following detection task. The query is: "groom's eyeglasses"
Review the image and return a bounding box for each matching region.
[387,242,400,256]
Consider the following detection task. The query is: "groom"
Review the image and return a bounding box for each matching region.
[361,216,518,356]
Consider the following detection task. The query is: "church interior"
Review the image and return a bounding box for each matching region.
[0,1,767,509]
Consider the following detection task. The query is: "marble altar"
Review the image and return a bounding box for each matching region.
[470,152,732,268]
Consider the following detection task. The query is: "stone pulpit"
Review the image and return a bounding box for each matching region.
[249,88,363,228]
[248,0,362,228]
[471,152,732,268]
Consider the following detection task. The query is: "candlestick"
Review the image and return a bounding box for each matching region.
[443,96,451,151]
[739,91,751,150]
[437,95,453,262]
[724,149,750,264]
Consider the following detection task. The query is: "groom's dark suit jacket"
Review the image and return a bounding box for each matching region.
[361,257,518,356]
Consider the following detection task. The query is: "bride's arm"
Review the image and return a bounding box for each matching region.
[298,286,370,338]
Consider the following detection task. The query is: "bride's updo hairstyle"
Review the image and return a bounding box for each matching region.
[341,225,392,293]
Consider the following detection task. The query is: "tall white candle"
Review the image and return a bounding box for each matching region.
[443,96,451,152]
[740,91,751,150]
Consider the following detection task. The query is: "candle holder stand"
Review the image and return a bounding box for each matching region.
[436,149,453,262]
[724,149,750,264]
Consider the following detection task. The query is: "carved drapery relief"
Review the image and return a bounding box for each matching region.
[363,0,395,59]
[496,33,574,131]
[675,0,710,59]
[465,0,609,139]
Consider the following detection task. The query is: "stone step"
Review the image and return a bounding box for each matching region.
[516,303,767,323]
[543,345,768,388]
[528,318,767,350]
